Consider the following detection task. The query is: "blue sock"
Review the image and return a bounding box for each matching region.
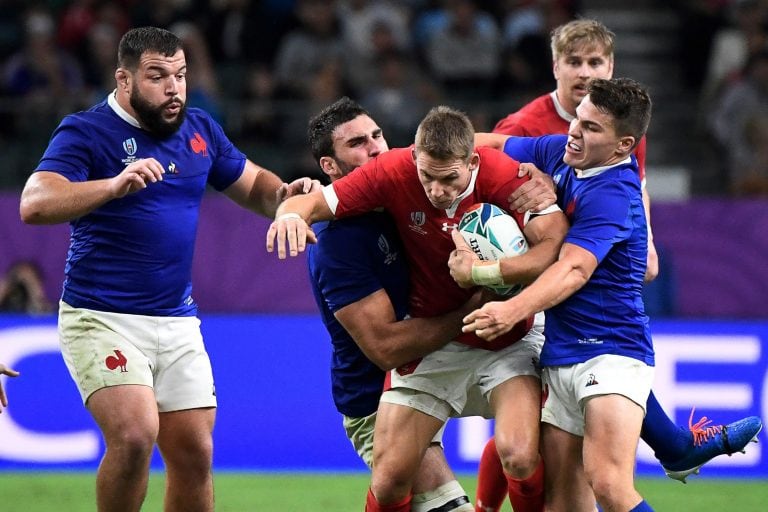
[630,499,654,511]
[640,391,690,463]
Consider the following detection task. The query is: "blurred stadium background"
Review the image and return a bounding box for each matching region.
[1,0,767,510]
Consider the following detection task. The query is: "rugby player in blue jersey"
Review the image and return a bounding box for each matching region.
[456,78,658,511]
[19,26,316,512]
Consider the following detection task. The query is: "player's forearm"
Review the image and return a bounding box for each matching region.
[498,237,561,286]
[235,163,286,217]
[474,133,510,150]
[520,251,593,314]
[20,172,116,224]
[364,312,465,370]
[274,191,332,224]
[641,188,659,282]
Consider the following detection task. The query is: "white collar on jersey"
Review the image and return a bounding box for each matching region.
[550,91,575,123]
[107,90,141,129]
[575,156,633,178]
[444,164,479,219]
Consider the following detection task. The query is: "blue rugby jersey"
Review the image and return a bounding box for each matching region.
[35,94,246,316]
[307,212,409,418]
[503,134,654,366]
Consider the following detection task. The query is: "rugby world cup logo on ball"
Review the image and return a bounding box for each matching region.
[458,203,528,296]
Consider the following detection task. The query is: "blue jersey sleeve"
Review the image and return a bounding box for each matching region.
[311,225,388,313]
[503,134,567,177]
[566,177,634,264]
[36,115,96,181]
[202,113,247,191]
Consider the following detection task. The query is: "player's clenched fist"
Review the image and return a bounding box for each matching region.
[448,229,478,288]
[508,162,556,213]
[266,213,317,259]
[110,158,165,198]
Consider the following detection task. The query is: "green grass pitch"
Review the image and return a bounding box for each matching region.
[0,472,766,511]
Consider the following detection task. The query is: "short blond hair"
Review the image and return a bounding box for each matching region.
[550,19,615,61]
[414,106,474,163]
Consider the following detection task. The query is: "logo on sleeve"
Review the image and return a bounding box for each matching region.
[190,132,208,156]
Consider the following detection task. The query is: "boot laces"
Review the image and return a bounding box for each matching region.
[688,407,723,446]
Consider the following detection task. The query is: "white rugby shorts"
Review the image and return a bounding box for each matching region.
[381,313,544,422]
[540,353,654,436]
[58,301,217,412]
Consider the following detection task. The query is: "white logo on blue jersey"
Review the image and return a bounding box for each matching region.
[122,138,137,155]
[378,234,398,265]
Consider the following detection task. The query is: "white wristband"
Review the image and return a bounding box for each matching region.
[471,261,504,286]
[277,212,302,222]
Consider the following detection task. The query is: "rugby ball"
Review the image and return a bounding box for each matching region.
[458,203,528,296]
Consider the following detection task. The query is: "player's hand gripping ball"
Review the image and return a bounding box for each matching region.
[457,203,528,296]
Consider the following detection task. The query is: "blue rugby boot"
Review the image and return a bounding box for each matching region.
[661,408,763,483]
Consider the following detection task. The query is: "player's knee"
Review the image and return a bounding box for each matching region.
[371,463,414,502]
[164,436,214,475]
[585,468,626,506]
[104,426,156,467]
[496,442,539,479]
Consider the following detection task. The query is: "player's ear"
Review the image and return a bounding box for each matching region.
[617,135,635,153]
[115,69,129,89]
[469,152,480,170]
[319,156,341,180]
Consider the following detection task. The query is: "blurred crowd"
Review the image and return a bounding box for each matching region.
[1,0,768,195]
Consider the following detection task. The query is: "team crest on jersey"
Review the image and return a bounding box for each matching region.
[122,137,137,156]
[190,132,208,156]
[408,211,428,235]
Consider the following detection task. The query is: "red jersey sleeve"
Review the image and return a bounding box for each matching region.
[330,148,414,217]
[633,135,647,183]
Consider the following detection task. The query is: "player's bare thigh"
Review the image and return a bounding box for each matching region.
[540,423,596,512]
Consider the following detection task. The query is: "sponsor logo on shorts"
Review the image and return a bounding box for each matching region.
[585,373,599,387]
[105,349,128,372]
